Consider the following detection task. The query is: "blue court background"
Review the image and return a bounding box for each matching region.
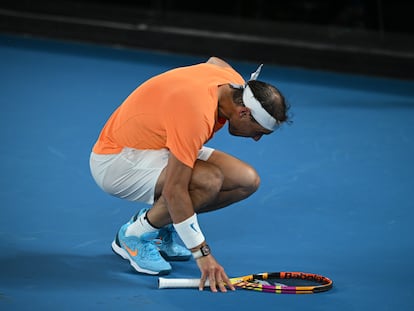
[0,34,413,310]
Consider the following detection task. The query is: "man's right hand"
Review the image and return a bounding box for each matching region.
[196,255,235,293]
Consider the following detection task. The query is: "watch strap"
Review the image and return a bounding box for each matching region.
[192,244,210,259]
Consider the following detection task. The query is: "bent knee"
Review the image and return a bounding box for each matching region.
[243,166,261,194]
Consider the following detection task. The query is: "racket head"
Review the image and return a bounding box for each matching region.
[230,272,333,294]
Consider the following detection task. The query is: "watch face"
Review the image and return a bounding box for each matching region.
[201,245,211,256]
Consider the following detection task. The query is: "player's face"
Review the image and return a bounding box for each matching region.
[228,114,273,141]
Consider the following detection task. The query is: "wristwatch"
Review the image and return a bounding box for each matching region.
[192,244,211,260]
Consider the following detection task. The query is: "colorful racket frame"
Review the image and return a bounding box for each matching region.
[229,271,333,294]
[159,271,333,294]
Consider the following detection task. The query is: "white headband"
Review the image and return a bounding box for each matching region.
[242,85,277,131]
[234,64,277,131]
[230,65,277,130]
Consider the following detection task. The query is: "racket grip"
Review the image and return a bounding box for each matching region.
[158,277,208,289]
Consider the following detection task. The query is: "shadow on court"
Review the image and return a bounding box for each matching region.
[0,252,144,289]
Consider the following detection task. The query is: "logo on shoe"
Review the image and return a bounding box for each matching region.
[122,242,138,257]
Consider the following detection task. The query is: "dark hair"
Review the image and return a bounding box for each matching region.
[231,81,290,124]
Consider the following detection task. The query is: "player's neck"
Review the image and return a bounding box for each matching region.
[217,84,235,121]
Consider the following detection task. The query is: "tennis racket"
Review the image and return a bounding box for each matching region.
[159,271,333,294]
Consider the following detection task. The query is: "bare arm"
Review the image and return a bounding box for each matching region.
[161,154,194,224]
[162,154,235,292]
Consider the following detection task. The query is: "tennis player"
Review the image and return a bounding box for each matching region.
[89,56,289,292]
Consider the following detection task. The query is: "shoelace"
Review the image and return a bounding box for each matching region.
[141,239,163,260]
[159,225,177,244]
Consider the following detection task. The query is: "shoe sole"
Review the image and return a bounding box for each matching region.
[159,251,191,261]
[111,241,171,275]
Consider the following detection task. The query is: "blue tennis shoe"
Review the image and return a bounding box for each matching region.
[157,225,191,261]
[112,219,172,275]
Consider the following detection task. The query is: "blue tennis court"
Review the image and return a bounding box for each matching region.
[1,34,413,310]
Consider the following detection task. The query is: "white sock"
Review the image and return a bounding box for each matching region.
[125,211,158,237]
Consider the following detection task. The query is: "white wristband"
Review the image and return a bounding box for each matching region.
[173,213,205,249]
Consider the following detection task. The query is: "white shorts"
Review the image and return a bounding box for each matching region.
[89,147,215,204]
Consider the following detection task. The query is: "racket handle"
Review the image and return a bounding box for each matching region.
[158,277,208,289]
